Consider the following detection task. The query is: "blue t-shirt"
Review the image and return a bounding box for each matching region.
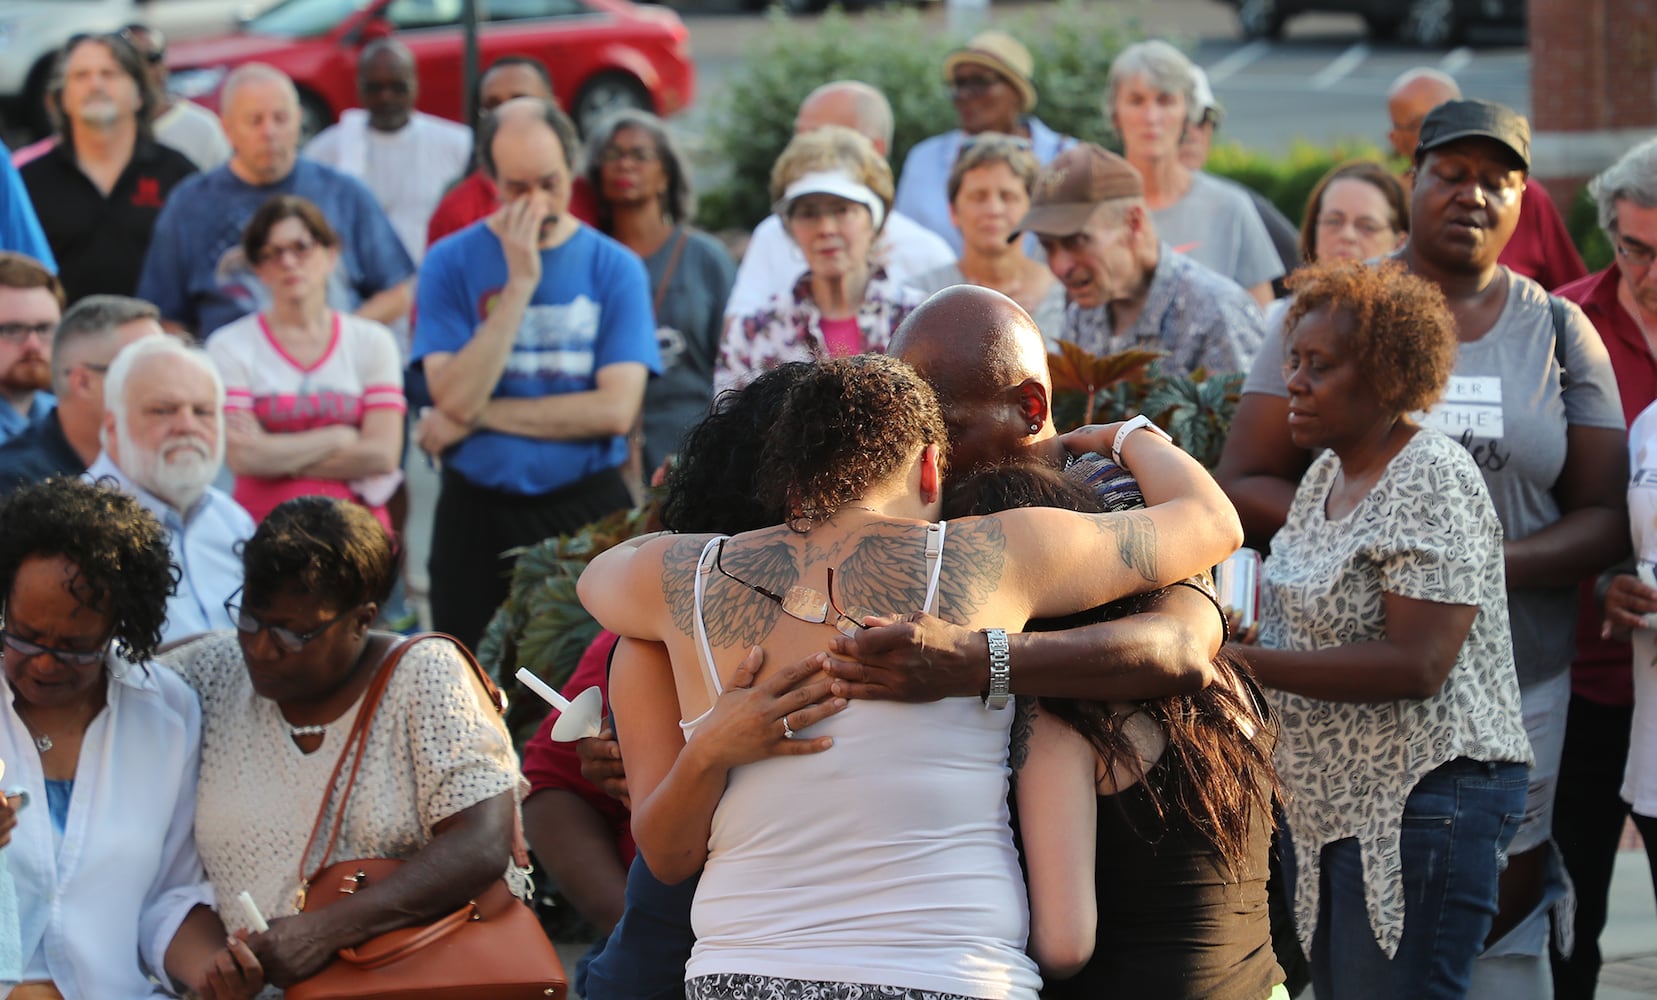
[136,160,414,337]
[413,223,659,495]
[0,150,55,271]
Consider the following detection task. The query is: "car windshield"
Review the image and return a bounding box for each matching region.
[243,0,374,37]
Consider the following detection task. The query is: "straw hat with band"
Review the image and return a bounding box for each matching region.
[944,30,1038,114]
[775,170,888,233]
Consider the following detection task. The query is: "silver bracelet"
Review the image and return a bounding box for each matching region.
[982,628,1010,710]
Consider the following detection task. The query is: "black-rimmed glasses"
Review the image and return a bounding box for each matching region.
[224,588,355,653]
[1,629,112,668]
[1614,233,1656,272]
[713,539,872,637]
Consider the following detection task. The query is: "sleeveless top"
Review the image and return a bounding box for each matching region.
[680,525,1042,999]
[1041,738,1283,999]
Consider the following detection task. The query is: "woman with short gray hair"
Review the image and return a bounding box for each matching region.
[1106,40,1282,306]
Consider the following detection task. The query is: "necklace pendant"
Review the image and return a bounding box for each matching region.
[34,734,52,753]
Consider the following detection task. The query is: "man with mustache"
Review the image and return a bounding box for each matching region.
[412,97,657,651]
[19,33,196,303]
[0,253,63,445]
[85,334,254,642]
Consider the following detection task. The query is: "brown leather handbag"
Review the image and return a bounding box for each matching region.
[285,633,567,1000]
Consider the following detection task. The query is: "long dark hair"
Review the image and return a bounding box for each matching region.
[945,461,1278,875]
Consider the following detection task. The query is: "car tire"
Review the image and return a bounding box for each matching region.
[573,72,652,138]
[297,88,333,143]
[1402,0,1460,47]
[1237,0,1286,40]
[1363,13,1403,38]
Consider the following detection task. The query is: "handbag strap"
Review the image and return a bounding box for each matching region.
[651,228,690,318]
[299,633,507,887]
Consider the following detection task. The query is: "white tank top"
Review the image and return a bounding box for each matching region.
[680,525,1042,999]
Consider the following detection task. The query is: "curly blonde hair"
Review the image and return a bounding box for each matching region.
[1283,259,1457,414]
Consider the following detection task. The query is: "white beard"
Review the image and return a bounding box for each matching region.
[118,424,223,513]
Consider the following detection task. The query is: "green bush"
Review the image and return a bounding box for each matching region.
[697,1,1143,233]
[1204,140,1389,234]
[1567,184,1613,273]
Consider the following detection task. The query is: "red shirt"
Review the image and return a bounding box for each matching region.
[1500,182,1587,292]
[1559,265,1654,706]
[520,629,635,865]
[425,168,598,249]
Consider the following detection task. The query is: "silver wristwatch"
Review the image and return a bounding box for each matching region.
[982,628,1011,710]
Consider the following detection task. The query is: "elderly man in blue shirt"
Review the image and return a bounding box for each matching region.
[84,334,252,641]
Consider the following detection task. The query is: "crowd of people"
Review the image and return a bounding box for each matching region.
[0,15,1654,1000]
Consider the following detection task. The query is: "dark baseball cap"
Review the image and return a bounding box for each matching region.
[1013,143,1144,239]
[1415,99,1530,171]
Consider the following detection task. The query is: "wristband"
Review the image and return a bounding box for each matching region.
[1111,414,1173,469]
[982,628,1010,710]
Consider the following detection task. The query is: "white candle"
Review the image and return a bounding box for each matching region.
[516,668,573,713]
[238,890,269,933]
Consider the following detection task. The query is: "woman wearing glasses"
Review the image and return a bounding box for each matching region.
[716,127,924,395]
[584,111,734,472]
[908,135,1065,344]
[163,495,520,994]
[579,354,1243,1000]
[204,195,405,530]
[0,476,262,999]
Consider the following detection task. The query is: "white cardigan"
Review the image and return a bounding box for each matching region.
[2,655,214,999]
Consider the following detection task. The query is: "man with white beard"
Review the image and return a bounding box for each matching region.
[85,333,253,641]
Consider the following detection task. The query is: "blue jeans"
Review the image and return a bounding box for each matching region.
[582,854,699,1000]
[1286,758,1528,1000]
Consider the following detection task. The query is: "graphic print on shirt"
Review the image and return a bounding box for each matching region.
[1416,375,1508,472]
[504,296,601,387]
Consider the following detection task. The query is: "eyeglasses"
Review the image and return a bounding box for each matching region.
[224,589,357,653]
[1315,213,1394,238]
[257,239,319,266]
[713,539,872,637]
[0,322,54,342]
[600,145,659,165]
[1,629,112,668]
[1614,233,1657,271]
[949,75,1005,98]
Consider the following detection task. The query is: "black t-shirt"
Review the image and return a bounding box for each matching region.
[20,137,197,303]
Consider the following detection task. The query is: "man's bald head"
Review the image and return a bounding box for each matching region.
[795,80,894,157]
[1387,68,1462,160]
[891,286,1054,473]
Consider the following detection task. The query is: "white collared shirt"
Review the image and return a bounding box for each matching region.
[4,655,214,998]
[84,454,254,643]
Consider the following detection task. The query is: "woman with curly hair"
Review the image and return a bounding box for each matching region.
[579,354,1242,1000]
[1227,259,1534,997]
[0,477,259,999]
[942,462,1285,999]
[161,496,520,996]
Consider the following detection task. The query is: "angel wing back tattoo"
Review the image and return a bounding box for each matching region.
[662,535,800,649]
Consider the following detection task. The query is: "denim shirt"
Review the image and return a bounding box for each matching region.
[0,393,55,446]
[84,453,253,642]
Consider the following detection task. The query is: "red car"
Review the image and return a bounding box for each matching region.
[165,0,695,137]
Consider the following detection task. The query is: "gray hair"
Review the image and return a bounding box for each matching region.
[1105,40,1195,117]
[583,109,694,225]
[54,295,159,394]
[103,333,224,417]
[220,62,299,116]
[1589,137,1657,235]
[1387,67,1461,100]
